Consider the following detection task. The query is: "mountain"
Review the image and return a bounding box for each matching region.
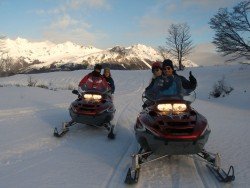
[0,37,198,76]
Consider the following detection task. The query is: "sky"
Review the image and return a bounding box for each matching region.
[0,0,241,65]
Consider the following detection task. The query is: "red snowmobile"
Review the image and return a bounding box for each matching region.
[125,85,235,184]
[54,76,116,139]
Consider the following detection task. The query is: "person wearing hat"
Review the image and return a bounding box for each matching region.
[161,59,197,95]
[78,63,110,91]
[145,62,163,91]
[143,62,165,108]
[103,67,115,94]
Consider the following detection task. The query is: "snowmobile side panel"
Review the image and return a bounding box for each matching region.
[135,129,210,155]
[69,107,114,126]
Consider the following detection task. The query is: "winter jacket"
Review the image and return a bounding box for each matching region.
[161,72,197,95]
[177,71,197,91]
[145,72,197,99]
[78,71,111,92]
[103,76,115,94]
[145,75,165,99]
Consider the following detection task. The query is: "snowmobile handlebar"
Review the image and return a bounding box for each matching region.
[142,90,197,104]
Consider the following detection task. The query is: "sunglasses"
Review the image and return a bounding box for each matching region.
[163,66,172,70]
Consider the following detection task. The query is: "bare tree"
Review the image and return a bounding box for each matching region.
[209,1,250,61]
[162,23,194,70]
[158,46,168,59]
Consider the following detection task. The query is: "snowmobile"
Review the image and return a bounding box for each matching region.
[54,83,116,139]
[125,84,235,184]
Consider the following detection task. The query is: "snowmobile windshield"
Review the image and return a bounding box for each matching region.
[79,85,110,95]
[144,79,196,103]
[79,77,110,94]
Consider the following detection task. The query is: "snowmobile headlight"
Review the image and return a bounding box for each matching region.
[157,104,172,111]
[84,94,93,99]
[83,94,102,100]
[92,94,102,100]
[173,103,187,112]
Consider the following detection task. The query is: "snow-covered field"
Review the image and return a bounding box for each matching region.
[0,64,249,188]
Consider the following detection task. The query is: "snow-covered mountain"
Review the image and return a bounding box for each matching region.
[0,37,197,75]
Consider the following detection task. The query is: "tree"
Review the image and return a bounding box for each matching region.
[161,23,194,70]
[209,1,250,61]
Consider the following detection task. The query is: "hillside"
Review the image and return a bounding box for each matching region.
[0,38,197,75]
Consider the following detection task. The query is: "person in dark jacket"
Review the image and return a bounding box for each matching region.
[103,67,115,94]
[145,61,163,93]
[143,62,164,108]
[161,59,197,95]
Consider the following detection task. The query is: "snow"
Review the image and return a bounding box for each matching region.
[4,37,102,66]
[2,38,198,70]
[0,63,249,187]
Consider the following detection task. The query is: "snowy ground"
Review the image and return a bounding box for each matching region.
[0,64,249,188]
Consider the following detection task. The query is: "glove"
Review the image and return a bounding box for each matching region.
[189,71,194,80]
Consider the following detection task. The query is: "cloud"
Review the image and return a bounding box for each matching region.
[49,14,81,29]
[126,2,174,40]
[44,28,97,45]
[43,15,106,46]
[38,0,110,46]
[68,0,110,10]
[138,14,172,37]
[36,0,110,15]
[131,0,239,49]
[188,43,228,66]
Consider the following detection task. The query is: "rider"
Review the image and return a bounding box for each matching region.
[103,67,115,94]
[143,59,197,108]
[143,62,164,108]
[144,62,165,97]
[78,64,110,92]
[161,59,197,95]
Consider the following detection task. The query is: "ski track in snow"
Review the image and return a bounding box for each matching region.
[106,81,144,187]
[0,66,247,187]
[0,103,69,119]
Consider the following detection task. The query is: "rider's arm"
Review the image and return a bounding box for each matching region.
[180,74,197,90]
[78,74,90,87]
[102,77,112,92]
[110,78,115,94]
[145,78,155,91]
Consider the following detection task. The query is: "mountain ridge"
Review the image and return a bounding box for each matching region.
[0,37,198,76]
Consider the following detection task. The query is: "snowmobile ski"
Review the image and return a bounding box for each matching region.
[124,167,140,184]
[53,121,75,138]
[106,123,115,139]
[197,151,235,182]
[125,149,153,184]
[53,127,69,137]
[207,164,235,182]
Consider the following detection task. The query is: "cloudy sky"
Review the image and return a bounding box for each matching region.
[0,0,240,65]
